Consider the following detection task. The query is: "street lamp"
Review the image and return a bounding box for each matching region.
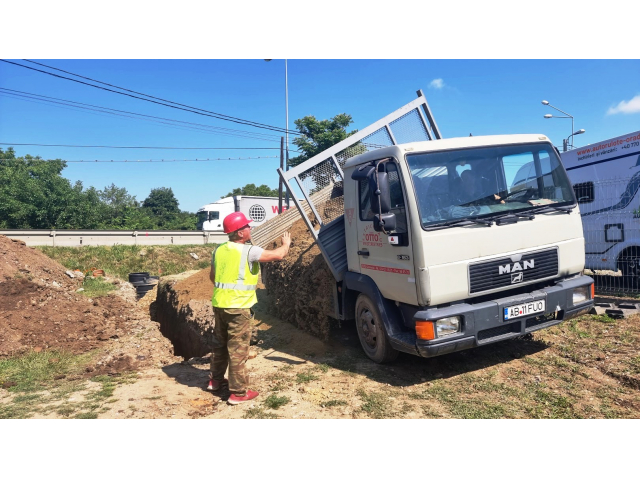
[542,100,581,152]
[565,129,586,152]
[265,59,290,208]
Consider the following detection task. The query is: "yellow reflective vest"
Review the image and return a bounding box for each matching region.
[211,242,259,309]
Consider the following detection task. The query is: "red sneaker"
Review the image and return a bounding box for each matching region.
[207,378,228,391]
[227,390,259,405]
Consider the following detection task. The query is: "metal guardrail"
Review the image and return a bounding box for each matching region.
[0,229,228,247]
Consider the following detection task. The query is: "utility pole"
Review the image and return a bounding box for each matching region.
[279,137,284,214]
[285,59,290,209]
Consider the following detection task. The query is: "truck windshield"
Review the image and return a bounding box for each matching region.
[406,143,576,228]
[196,211,208,224]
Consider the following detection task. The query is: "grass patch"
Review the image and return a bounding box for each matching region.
[0,350,138,419]
[75,412,98,419]
[593,314,616,324]
[88,373,137,401]
[243,407,279,419]
[263,394,290,410]
[0,350,92,393]
[323,399,347,408]
[38,244,218,281]
[357,388,391,419]
[314,363,330,373]
[295,370,320,384]
[79,276,116,297]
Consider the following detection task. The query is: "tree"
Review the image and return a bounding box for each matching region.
[143,187,179,216]
[289,113,358,168]
[98,183,139,228]
[222,183,278,198]
[0,149,197,230]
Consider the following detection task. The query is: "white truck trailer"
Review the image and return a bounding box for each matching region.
[561,130,640,280]
[275,91,594,363]
[196,195,288,232]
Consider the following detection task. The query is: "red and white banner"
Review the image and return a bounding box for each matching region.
[361,264,410,275]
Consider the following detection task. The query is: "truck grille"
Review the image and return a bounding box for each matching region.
[469,249,558,294]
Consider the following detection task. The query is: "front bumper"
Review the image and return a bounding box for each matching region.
[398,275,594,358]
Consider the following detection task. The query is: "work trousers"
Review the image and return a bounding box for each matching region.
[211,307,253,395]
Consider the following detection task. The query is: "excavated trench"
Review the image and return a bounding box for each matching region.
[153,269,215,360]
[152,215,338,358]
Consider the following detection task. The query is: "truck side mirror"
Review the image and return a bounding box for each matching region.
[369,170,391,214]
[373,213,396,232]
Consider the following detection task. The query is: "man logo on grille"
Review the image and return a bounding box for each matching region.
[511,272,523,284]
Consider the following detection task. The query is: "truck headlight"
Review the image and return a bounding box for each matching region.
[572,286,590,305]
[436,316,461,337]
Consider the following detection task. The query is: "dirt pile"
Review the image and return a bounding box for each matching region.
[0,235,142,358]
[0,235,78,287]
[261,218,335,339]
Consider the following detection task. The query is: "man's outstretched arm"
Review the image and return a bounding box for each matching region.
[258,232,291,262]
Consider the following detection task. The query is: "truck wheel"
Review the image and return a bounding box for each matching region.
[355,294,399,363]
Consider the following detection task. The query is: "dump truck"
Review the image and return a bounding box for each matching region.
[271,92,595,363]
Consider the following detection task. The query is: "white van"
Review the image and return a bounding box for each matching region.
[560,130,640,279]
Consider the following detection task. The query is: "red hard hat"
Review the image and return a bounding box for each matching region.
[223,212,252,234]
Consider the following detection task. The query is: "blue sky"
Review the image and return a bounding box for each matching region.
[1,59,639,213]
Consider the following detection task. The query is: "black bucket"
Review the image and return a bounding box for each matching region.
[136,283,156,299]
[129,272,150,283]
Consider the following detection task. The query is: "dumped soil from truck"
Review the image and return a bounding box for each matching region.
[261,218,336,340]
[0,235,143,361]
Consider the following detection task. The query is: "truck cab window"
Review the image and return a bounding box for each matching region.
[358,161,408,234]
[209,211,220,221]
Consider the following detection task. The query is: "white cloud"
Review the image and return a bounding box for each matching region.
[428,78,444,90]
[607,95,640,115]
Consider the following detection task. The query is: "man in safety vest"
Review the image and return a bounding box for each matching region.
[208,211,291,404]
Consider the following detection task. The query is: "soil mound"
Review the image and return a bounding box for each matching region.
[0,235,142,358]
[261,218,335,339]
[0,235,77,288]
[173,268,213,305]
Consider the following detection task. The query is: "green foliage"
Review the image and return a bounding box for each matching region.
[289,113,359,168]
[0,149,196,230]
[39,243,216,281]
[79,277,117,298]
[222,183,279,199]
[263,393,290,410]
[0,350,92,393]
[143,187,179,216]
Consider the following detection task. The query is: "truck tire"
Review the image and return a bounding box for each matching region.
[355,294,399,363]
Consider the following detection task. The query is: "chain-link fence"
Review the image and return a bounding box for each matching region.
[578,176,640,296]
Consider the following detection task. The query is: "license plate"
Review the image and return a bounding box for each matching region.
[504,300,546,320]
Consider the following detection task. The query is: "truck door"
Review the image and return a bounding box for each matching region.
[356,160,417,304]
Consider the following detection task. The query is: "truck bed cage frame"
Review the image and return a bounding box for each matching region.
[277,89,442,281]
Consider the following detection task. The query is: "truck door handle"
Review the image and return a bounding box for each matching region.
[357,250,370,257]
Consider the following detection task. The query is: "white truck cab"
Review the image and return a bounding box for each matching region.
[334,134,595,362]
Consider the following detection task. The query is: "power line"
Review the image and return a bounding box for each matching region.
[1,59,301,136]
[0,142,288,151]
[0,88,300,146]
[23,59,297,133]
[0,156,280,163]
